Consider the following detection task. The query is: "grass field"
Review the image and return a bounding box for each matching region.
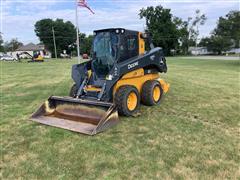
[1,57,239,179]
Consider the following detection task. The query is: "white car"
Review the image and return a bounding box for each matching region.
[0,54,17,61]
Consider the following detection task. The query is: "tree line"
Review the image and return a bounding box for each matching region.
[140,6,239,55]
[0,6,239,56]
[0,19,93,58]
[0,35,23,53]
[140,6,207,55]
[199,11,239,54]
[34,19,93,57]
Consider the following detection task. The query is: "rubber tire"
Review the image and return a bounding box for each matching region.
[141,80,163,106]
[115,85,140,116]
[69,84,77,97]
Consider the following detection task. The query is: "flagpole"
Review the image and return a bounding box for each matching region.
[75,0,81,64]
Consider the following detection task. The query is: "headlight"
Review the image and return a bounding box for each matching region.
[106,74,113,80]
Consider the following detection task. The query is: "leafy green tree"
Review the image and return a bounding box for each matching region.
[67,33,93,56]
[199,36,232,55]
[35,19,76,57]
[139,5,180,55]
[199,10,239,54]
[172,17,190,54]
[139,6,206,55]
[210,37,232,54]
[80,35,93,55]
[4,38,23,52]
[213,11,240,48]
[0,33,4,52]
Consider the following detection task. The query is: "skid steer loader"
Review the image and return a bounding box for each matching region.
[31,28,169,135]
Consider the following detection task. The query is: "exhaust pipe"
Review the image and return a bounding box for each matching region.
[31,96,119,135]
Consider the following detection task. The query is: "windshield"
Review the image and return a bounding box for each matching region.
[92,32,118,77]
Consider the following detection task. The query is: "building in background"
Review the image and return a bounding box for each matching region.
[188,46,240,56]
[7,43,51,59]
[225,48,240,54]
[188,47,211,55]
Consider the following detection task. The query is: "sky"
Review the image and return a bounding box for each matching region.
[0,0,239,44]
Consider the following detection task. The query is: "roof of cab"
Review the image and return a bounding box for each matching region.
[94,28,139,34]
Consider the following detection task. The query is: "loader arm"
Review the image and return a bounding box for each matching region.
[117,47,167,75]
[101,47,167,102]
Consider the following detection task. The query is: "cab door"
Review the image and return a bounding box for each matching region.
[118,34,139,62]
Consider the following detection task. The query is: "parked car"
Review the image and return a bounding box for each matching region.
[0,54,17,61]
[60,53,71,59]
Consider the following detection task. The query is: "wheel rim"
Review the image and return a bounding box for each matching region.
[153,86,161,102]
[127,92,138,111]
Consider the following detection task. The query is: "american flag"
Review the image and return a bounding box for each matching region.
[78,0,95,14]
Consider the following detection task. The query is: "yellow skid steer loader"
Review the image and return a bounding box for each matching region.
[31,28,169,135]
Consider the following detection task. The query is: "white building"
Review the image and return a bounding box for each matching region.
[189,46,240,56]
[188,47,211,55]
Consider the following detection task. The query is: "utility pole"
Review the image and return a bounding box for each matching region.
[75,0,81,64]
[52,27,57,59]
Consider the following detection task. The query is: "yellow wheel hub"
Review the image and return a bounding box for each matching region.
[153,86,161,102]
[127,92,137,111]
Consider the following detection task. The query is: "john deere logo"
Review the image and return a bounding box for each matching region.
[128,61,138,69]
[150,55,155,60]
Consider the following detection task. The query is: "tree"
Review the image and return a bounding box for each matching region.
[35,19,76,57]
[213,11,240,48]
[0,33,4,52]
[199,10,239,54]
[139,6,180,55]
[199,37,232,54]
[188,10,207,45]
[4,38,23,52]
[177,10,206,54]
[80,35,93,55]
[139,6,206,55]
[67,33,93,56]
[172,17,189,54]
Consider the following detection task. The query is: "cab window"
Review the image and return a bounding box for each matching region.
[128,38,137,50]
[118,34,139,62]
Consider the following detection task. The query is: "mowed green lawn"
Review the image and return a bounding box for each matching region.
[1,57,239,179]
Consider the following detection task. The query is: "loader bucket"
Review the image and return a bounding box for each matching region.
[31,96,119,135]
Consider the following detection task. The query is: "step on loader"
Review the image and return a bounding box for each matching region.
[31,28,170,135]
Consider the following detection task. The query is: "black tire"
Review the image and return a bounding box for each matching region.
[69,84,77,97]
[115,85,140,116]
[141,80,163,106]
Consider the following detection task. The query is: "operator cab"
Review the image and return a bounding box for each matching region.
[91,28,144,78]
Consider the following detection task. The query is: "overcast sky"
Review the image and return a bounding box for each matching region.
[1,0,239,44]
